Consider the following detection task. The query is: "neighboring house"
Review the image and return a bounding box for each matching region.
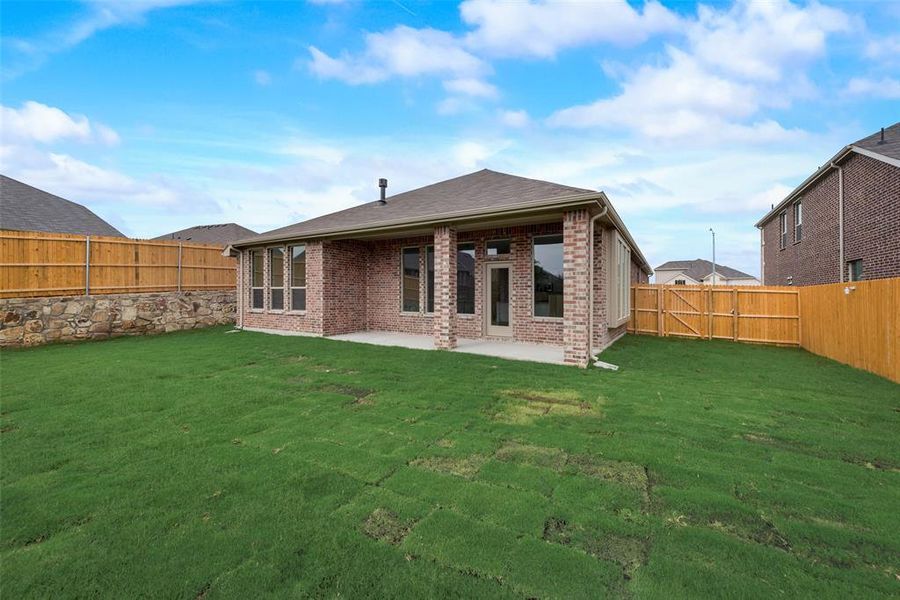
[154,223,257,246]
[226,169,652,367]
[654,259,760,286]
[0,174,124,237]
[755,122,900,286]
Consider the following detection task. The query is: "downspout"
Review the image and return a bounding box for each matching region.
[831,162,844,282]
[588,204,609,361]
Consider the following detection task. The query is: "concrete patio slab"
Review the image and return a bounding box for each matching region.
[326,331,566,365]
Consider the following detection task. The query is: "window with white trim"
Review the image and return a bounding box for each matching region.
[426,245,435,313]
[608,230,631,326]
[793,200,802,242]
[401,247,420,312]
[848,259,863,281]
[779,212,787,249]
[269,247,284,311]
[290,245,306,311]
[533,235,564,318]
[457,243,475,314]
[250,250,264,309]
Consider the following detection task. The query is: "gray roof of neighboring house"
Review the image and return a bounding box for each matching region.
[655,259,756,281]
[235,169,595,245]
[0,175,125,237]
[153,223,257,245]
[756,122,900,227]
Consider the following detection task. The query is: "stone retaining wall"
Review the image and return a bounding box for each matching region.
[0,290,236,347]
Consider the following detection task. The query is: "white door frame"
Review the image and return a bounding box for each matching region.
[485,262,513,337]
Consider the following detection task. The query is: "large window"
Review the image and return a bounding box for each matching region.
[250,250,264,309]
[457,243,475,314]
[426,245,435,313]
[779,212,787,249]
[608,231,631,326]
[487,239,510,256]
[793,200,802,242]
[290,245,306,311]
[269,247,284,311]
[533,235,564,318]
[402,247,420,312]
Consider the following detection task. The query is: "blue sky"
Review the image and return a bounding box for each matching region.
[2,0,898,277]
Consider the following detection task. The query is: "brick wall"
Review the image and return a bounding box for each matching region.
[322,240,368,335]
[761,152,899,285]
[563,209,590,365]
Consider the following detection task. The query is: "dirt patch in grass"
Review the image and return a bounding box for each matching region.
[709,515,792,552]
[542,517,649,580]
[491,389,599,424]
[494,441,567,470]
[566,453,650,492]
[319,384,375,405]
[434,438,455,448]
[362,508,414,545]
[841,456,900,473]
[409,454,488,478]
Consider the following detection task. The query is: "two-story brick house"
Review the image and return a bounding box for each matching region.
[226,169,652,367]
[756,123,900,285]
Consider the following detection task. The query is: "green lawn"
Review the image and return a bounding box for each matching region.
[1,327,898,599]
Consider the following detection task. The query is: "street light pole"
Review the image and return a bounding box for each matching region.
[709,228,717,286]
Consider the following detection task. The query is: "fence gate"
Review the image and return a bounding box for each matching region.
[629,285,801,346]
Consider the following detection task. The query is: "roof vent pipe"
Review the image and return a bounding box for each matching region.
[879,127,885,144]
[378,178,388,204]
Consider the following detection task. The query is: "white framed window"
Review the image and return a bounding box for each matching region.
[848,259,863,282]
[607,230,631,327]
[457,243,475,314]
[533,234,564,318]
[779,212,787,249]
[426,245,435,313]
[250,250,264,310]
[269,247,284,311]
[401,247,420,312]
[793,200,802,242]
[289,244,306,311]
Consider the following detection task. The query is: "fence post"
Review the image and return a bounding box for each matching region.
[656,287,662,336]
[177,242,183,292]
[708,286,713,340]
[732,288,739,341]
[84,235,91,295]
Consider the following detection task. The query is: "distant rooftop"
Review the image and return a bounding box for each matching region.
[153,223,257,245]
[655,259,756,281]
[0,175,124,237]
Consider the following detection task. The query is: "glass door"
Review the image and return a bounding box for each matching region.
[486,263,512,336]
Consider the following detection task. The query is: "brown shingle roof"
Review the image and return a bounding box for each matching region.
[153,223,257,245]
[233,169,597,246]
[0,175,125,237]
[655,259,755,281]
[854,122,900,161]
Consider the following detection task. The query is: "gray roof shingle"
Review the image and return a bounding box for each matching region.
[655,259,756,281]
[0,175,125,237]
[153,223,257,245]
[234,169,596,245]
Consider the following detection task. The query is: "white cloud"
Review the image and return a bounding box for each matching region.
[460,0,680,58]
[307,26,488,84]
[864,34,900,60]
[844,77,900,99]
[1,101,119,146]
[549,0,851,142]
[254,69,272,86]
[498,109,530,128]
[443,77,498,99]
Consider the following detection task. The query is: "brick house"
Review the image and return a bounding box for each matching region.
[756,123,900,286]
[226,169,652,367]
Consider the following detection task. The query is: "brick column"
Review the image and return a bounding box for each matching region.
[563,209,591,367]
[433,225,457,349]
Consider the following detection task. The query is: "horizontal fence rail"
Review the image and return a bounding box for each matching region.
[629,280,899,383]
[629,284,801,346]
[0,229,236,299]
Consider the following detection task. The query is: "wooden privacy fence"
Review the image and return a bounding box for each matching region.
[629,280,899,383]
[0,229,236,299]
[629,284,801,345]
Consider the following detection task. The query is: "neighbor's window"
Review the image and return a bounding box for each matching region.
[779,212,787,249]
[674,279,686,285]
[426,245,435,313]
[250,250,264,309]
[487,239,510,256]
[290,244,306,311]
[269,247,284,311]
[533,235,564,318]
[607,231,631,326]
[402,247,420,312]
[457,243,475,314]
[794,200,803,242]
[848,259,863,282]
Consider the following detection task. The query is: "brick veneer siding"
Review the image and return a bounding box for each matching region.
[760,152,900,285]
[237,219,648,364]
[563,209,591,366]
[433,225,457,349]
